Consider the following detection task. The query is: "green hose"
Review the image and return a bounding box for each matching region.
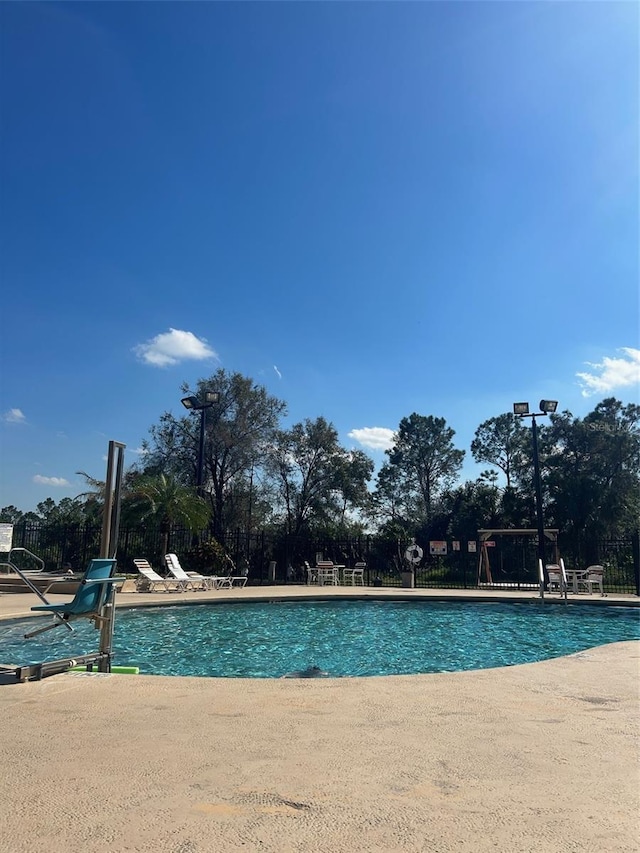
[70,665,139,675]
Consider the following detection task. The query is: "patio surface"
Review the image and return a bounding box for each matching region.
[1,586,638,852]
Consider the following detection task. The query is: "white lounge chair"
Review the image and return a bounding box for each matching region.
[164,553,209,590]
[165,553,232,590]
[133,559,181,592]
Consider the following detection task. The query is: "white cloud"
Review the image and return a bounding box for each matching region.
[131,446,149,455]
[576,347,640,397]
[273,365,282,380]
[3,408,26,424]
[133,328,218,367]
[33,475,71,487]
[348,426,395,451]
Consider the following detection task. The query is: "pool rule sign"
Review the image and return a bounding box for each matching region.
[0,524,13,552]
[429,541,447,556]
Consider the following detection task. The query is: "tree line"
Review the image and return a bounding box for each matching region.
[2,369,639,564]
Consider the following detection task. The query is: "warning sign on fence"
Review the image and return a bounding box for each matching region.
[429,540,447,556]
[0,524,13,552]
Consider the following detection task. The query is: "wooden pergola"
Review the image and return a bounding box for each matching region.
[476,529,559,584]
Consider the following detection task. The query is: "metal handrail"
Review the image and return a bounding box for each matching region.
[559,558,569,602]
[538,559,545,600]
[9,547,46,572]
[1,558,74,632]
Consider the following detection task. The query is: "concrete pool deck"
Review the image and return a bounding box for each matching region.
[1,587,639,852]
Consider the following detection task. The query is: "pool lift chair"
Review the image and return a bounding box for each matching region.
[12,558,125,682]
[26,558,122,637]
[7,441,128,682]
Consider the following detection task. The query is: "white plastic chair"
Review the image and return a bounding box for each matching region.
[316,561,339,586]
[343,562,366,586]
[546,564,564,594]
[577,565,605,595]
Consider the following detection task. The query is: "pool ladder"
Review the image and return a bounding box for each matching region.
[538,558,568,603]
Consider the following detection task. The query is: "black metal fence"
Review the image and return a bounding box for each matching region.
[4,523,639,596]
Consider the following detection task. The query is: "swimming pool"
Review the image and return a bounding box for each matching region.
[3,599,639,677]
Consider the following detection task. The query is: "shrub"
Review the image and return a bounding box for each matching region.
[185,538,227,575]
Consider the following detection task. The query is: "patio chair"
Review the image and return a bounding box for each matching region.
[546,564,564,594]
[343,562,366,586]
[577,565,605,596]
[133,559,179,593]
[305,560,317,585]
[27,558,124,638]
[316,561,339,586]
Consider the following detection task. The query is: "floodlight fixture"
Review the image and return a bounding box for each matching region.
[180,389,220,496]
[511,397,560,586]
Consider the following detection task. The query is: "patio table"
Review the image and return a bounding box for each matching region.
[307,565,345,585]
[564,568,587,594]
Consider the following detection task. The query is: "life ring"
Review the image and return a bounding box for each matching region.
[404,544,423,564]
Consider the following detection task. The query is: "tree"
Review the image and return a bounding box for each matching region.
[75,471,108,524]
[35,497,87,525]
[383,414,465,524]
[370,461,416,534]
[142,369,286,536]
[128,473,211,557]
[469,409,533,526]
[471,413,527,489]
[0,505,24,524]
[76,469,145,525]
[442,478,501,541]
[266,417,370,536]
[543,398,640,559]
[333,450,375,530]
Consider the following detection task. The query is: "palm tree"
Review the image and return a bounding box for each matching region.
[128,474,211,556]
[75,471,107,524]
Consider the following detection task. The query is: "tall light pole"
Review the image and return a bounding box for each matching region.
[513,400,558,577]
[181,390,220,498]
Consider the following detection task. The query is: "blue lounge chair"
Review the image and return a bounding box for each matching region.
[26,558,124,639]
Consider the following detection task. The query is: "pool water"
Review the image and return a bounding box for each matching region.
[2,600,639,678]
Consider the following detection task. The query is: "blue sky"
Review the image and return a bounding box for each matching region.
[1,1,638,512]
